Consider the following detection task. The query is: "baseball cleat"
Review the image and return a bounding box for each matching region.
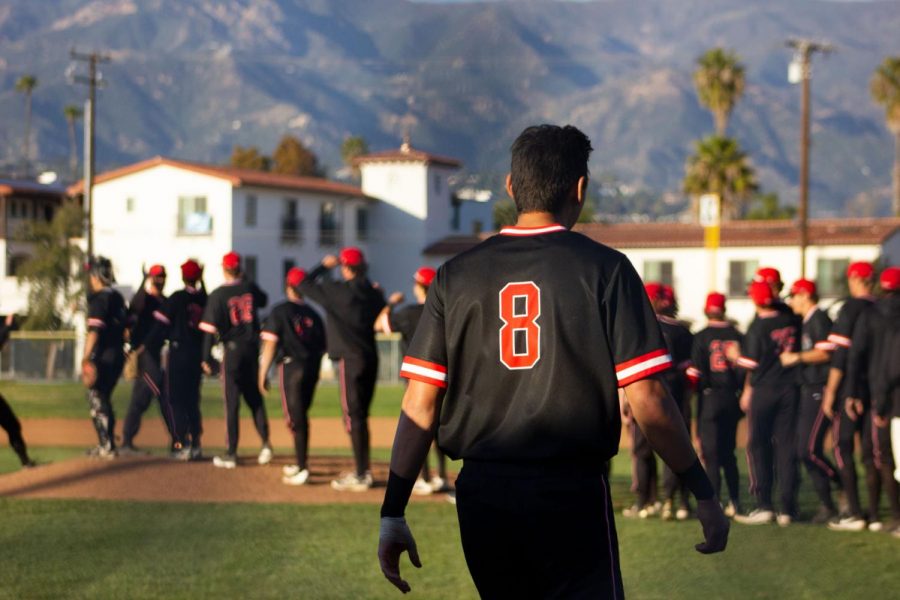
[170,448,191,462]
[282,468,310,486]
[676,507,690,521]
[827,516,866,532]
[86,446,117,460]
[213,454,237,469]
[723,501,738,518]
[412,478,434,496]
[622,505,642,518]
[429,476,450,493]
[282,464,301,478]
[661,500,674,521]
[330,472,373,492]
[190,446,203,461]
[811,506,837,524]
[116,444,147,457]
[257,444,273,465]
[776,514,792,528]
[446,490,457,505]
[734,509,775,525]
[867,521,883,532]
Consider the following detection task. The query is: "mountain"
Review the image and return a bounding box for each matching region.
[1,0,899,216]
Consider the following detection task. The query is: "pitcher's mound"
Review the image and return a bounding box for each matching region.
[0,454,455,505]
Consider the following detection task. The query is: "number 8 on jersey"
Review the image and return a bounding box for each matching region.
[499,282,541,370]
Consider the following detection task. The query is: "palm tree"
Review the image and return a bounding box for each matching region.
[63,104,83,181]
[15,74,38,175]
[683,136,758,220]
[870,56,900,216]
[693,48,745,136]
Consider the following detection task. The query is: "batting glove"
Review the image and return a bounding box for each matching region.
[378,516,421,593]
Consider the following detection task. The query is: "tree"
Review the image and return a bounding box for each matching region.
[683,135,758,220]
[63,104,83,181]
[15,201,84,330]
[15,74,38,175]
[229,145,271,171]
[870,55,900,216]
[492,199,518,229]
[341,135,369,179]
[745,192,797,220]
[693,48,745,136]
[272,134,321,177]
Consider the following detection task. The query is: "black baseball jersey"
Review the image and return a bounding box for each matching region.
[737,309,800,386]
[127,287,165,356]
[399,224,672,463]
[657,315,693,400]
[687,321,743,391]
[846,295,900,416]
[261,300,326,363]
[87,287,127,358]
[380,304,424,355]
[798,307,834,387]
[299,264,386,359]
[828,296,875,398]
[151,286,208,348]
[199,280,268,346]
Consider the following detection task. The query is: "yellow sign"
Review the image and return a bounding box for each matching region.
[704,226,720,249]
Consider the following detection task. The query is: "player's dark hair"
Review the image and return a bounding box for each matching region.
[509,124,593,215]
[346,264,367,278]
[224,267,240,278]
[88,256,115,285]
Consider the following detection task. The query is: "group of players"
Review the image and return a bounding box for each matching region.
[626,262,900,536]
[77,247,445,492]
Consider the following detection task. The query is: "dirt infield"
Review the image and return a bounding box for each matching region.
[0,453,455,505]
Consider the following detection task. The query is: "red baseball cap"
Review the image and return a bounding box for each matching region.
[704,292,726,314]
[660,284,676,305]
[222,251,241,270]
[880,266,900,291]
[846,261,874,280]
[286,267,306,288]
[754,267,782,286]
[180,259,202,281]
[148,264,166,277]
[644,282,663,301]
[789,278,817,297]
[339,247,365,267]
[748,280,775,307]
[414,266,436,287]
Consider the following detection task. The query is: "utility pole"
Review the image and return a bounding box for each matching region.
[68,49,110,261]
[787,38,833,279]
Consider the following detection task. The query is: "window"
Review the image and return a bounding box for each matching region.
[356,207,369,241]
[7,253,28,277]
[728,259,759,297]
[10,202,16,218]
[244,255,258,282]
[319,201,340,246]
[125,197,135,213]
[282,259,295,280]
[177,195,212,235]
[44,204,54,222]
[245,195,257,227]
[281,198,302,244]
[817,258,850,297]
[644,260,674,287]
[433,174,442,194]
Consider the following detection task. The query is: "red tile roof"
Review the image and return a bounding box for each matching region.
[0,179,67,198]
[67,156,372,199]
[354,145,462,169]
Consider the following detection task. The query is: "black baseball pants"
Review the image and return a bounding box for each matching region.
[167,343,204,450]
[455,460,624,600]
[745,384,799,515]
[0,395,31,466]
[698,388,741,505]
[87,354,123,451]
[862,412,900,522]
[336,353,378,477]
[123,352,175,447]
[796,386,840,512]
[631,421,658,509]
[833,399,865,517]
[663,391,691,508]
[222,342,269,455]
[279,357,320,469]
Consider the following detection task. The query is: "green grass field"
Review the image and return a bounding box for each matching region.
[0,380,404,420]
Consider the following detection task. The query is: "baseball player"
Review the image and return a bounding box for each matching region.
[375,266,449,495]
[378,125,728,598]
[733,280,801,526]
[146,259,207,460]
[686,292,743,517]
[121,265,174,453]
[200,251,272,469]
[258,268,326,485]
[779,279,842,523]
[299,247,386,492]
[842,266,900,533]
[822,261,877,531]
[0,314,35,468]
[81,256,128,459]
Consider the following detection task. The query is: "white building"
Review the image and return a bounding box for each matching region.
[426,218,900,330]
[71,157,374,303]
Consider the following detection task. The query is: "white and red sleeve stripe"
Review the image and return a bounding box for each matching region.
[198,321,218,334]
[615,349,672,387]
[400,356,448,388]
[814,341,836,351]
[686,366,702,383]
[152,310,171,325]
[827,333,851,348]
[260,331,279,342]
[87,318,106,329]
[736,356,759,370]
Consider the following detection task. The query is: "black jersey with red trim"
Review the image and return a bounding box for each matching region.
[127,287,166,356]
[737,309,800,386]
[87,287,127,359]
[848,294,900,418]
[151,286,207,349]
[298,265,386,359]
[657,316,693,400]
[380,304,424,355]
[687,322,743,391]
[827,296,875,382]
[261,300,326,363]
[199,279,268,346]
[799,307,833,387]
[399,224,672,463]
